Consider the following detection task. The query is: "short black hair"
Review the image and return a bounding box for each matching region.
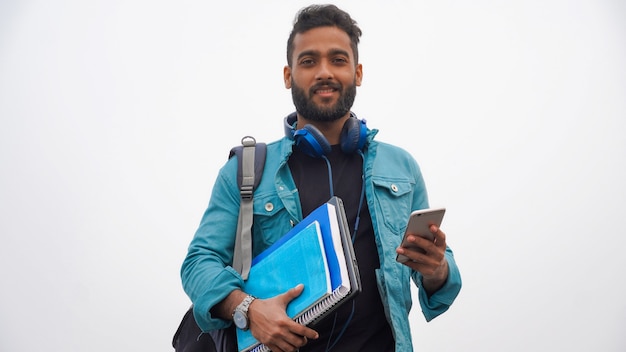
[286,4,362,67]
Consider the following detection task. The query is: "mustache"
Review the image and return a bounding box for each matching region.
[309,80,342,94]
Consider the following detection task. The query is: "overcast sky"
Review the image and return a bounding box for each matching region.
[1,0,625,351]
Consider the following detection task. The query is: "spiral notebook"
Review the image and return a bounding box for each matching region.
[236,196,361,352]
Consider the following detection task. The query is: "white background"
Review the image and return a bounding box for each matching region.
[1,0,625,351]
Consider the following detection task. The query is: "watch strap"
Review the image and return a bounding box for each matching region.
[237,294,256,312]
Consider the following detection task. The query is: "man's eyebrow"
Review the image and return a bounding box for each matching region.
[296,49,351,61]
[297,50,321,61]
[328,48,351,58]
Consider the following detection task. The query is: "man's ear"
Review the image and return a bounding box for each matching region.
[283,65,292,89]
[355,63,363,86]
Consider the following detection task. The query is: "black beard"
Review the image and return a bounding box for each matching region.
[291,79,357,122]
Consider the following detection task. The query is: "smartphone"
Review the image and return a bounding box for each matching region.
[395,207,446,263]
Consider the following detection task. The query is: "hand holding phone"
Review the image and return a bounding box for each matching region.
[396,207,446,263]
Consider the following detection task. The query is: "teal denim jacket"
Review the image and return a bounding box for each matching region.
[181,129,462,351]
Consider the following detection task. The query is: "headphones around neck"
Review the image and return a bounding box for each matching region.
[283,112,368,158]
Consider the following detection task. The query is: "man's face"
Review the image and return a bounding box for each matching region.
[284,26,363,122]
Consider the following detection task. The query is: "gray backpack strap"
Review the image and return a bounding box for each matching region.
[229,136,266,280]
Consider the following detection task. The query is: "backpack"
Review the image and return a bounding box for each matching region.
[172,136,266,352]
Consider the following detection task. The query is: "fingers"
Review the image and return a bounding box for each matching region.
[397,226,447,271]
[259,284,318,351]
[430,224,446,248]
[262,318,318,352]
[280,284,319,340]
[400,233,437,255]
[275,331,314,351]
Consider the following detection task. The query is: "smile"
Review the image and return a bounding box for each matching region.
[316,88,336,97]
[312,85,340,98]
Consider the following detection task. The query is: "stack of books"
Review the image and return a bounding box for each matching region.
[236,197,361,352]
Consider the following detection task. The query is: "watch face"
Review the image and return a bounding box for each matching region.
[233,310,248,330]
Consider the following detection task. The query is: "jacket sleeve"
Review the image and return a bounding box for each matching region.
[413,246,462,321]
[406,145,462,321]
[180,158,244,331]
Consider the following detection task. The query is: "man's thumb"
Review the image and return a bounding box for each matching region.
[282,283,305,303]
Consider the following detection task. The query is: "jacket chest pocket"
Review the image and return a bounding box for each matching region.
[251,194,292,254]
[371,178,413,234]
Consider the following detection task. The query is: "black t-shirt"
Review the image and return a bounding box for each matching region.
[288,144,395,352]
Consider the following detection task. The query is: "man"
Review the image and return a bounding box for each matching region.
[181,4,461,352]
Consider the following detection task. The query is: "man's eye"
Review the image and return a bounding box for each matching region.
[332,57,348,64]
[300,59,315,66]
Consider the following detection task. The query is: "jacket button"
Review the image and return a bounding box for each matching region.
[264,203,274,212]
[391,184,398,192]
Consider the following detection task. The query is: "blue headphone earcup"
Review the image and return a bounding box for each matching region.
[293,124,331,158]
[340,117,368,154]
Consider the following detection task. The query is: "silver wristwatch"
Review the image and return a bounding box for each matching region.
[233,295,256,330]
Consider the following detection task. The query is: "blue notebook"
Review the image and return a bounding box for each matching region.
[250,202,343,290]
[236,197,361,352]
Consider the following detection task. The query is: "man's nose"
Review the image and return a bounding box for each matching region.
[315,60,333,80]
